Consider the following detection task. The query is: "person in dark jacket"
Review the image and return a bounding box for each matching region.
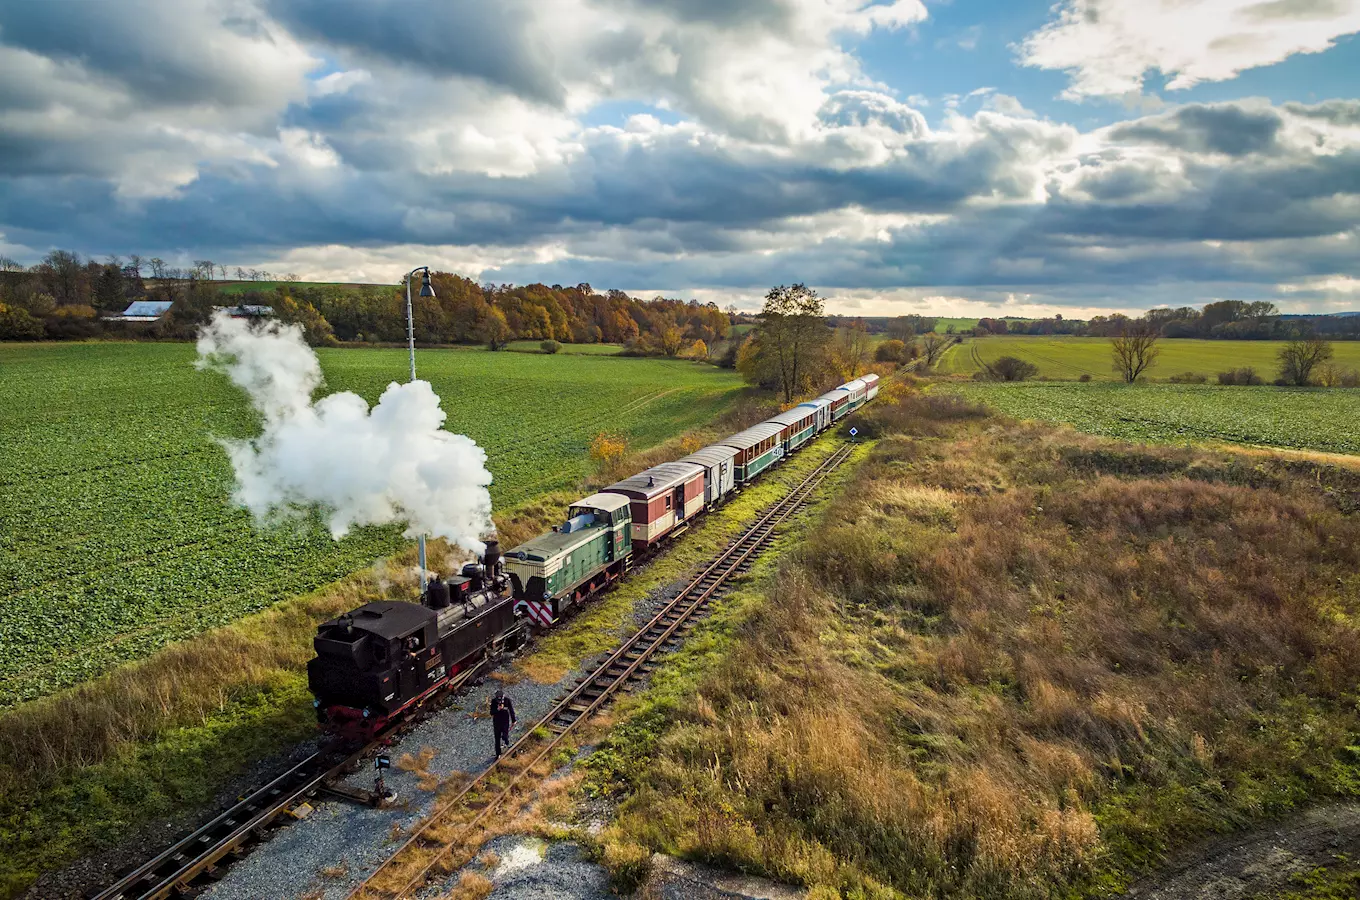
[490,688,516,758]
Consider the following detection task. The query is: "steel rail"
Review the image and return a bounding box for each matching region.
[347,442,855,900]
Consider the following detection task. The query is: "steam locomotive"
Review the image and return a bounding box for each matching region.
[307,374,880,738]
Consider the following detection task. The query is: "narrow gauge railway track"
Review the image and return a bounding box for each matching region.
[346,442,856,900]
[88,663,495,900]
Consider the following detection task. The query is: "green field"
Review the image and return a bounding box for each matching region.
[952,381,1360,455]
[0,342,745,705]
[504,340,623,355]
[931,317,981,333]
[940,335,1360,381]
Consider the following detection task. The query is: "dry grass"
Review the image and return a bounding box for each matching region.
[319,862,349,880]
[596,391,1360,899]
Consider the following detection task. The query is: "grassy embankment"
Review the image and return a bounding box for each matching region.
[938,335,1360,381]
[0,342,748,896]
[587,391,1360,899]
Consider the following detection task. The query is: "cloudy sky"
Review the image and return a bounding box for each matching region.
[2,0,1360,316]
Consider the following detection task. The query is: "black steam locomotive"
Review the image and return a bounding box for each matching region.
[307,540,523,738]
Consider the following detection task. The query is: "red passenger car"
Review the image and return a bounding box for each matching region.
[605,461,705,550]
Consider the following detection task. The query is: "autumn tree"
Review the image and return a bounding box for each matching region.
[1277,336,1333,386]
[920,332,951,369]
[480,306,512,350]
[589,431,628,478]
[749,283,831,403]
[1110,325,1161,383]
[835,318,871,378]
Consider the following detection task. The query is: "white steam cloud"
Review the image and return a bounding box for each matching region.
[196,311,493,553]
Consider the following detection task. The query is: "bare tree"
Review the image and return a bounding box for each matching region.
[148,257,166,280]
[235,267,246,280]
[193,260,214,280]
[836,318,872,378]
[756,284,830,403]
[1111,325,1160,383]
[217,264,227,280]
[1278,335,1333,386]
[127,254,143,278]
[920,332,951,369]
[0,255,22,273]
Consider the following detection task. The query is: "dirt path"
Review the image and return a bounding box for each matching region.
[1123,803,1360,899]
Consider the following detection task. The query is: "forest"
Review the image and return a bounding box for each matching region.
[0,251,735,357]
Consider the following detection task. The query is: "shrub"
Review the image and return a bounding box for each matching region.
[987,355,1039,382]
[540,339,561,354]
[1217,367,1263,386]
[1078,373,1092,383]
[1168,372,1207,384]
[0,303,45,340]
[588,431,628,476]
[875,339,907,363]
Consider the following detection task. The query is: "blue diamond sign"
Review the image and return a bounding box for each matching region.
[849,427,858,437]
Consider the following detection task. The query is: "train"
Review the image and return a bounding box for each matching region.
[306,373,880,738]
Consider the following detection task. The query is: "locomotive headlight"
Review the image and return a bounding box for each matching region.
[363,708,371,718]
[313,699,320,708]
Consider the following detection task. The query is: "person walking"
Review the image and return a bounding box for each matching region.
[490,688,517,758]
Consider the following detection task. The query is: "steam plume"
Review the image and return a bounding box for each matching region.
[196,311,493,553]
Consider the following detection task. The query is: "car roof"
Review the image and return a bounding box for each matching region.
[607,461,704,498]
[571,492,631,513]
[718,421,785,449]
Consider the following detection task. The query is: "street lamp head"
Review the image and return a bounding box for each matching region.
[419,269,436,298]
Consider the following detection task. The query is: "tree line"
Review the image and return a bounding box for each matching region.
[0,251,734,355]
[971,300,1360,340]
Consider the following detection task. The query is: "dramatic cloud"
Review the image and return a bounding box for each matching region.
[1020,0,1360,99]
[0,0,1358,314]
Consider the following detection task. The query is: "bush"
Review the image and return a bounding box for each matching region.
[1168,372,1207,384]
[1078,373,1092,383]
[1217,367,1263,386]
[987,356,1039,382]
[540,339,561,354]
[0,303,46,340]
[876,339,907,363]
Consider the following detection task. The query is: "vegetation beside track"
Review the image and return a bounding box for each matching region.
[588,390,1360,899]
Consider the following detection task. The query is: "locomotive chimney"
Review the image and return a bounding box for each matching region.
[482,539,501,572]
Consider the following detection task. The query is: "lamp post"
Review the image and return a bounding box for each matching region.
[405,266,436,592]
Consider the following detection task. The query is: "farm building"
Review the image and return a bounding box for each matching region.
[104,300,173,322]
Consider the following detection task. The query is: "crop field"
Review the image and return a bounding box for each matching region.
[939,335,1360,380]
[951,381,1360,455]
[0,342,745,706]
